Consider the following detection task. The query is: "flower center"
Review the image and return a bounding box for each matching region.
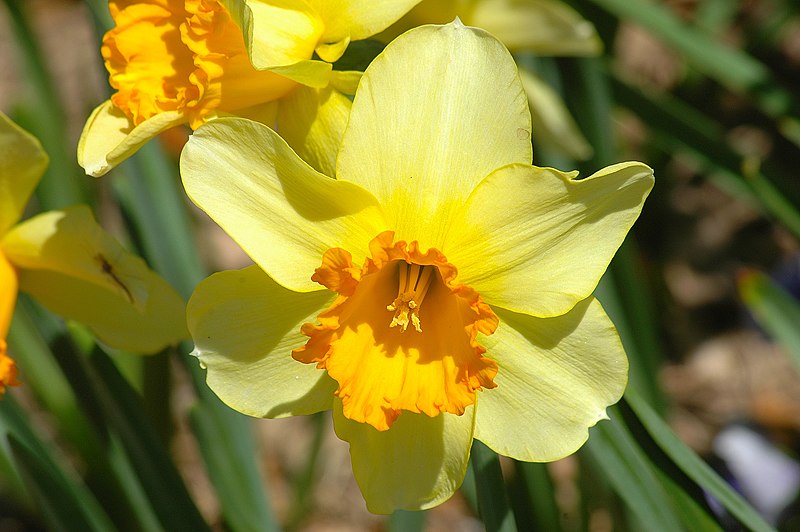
[386,262,434,332]
[293,231,499,431]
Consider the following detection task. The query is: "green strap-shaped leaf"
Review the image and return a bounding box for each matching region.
[1,397,115,532]
[739,269,800,370]
[190,401,278,532]
[86,348,210,531]
[583,410,685,532]
[625,388,775,532]
[470,440,517,532]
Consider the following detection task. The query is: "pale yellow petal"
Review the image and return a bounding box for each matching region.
[18,268,187,354]
[333,399,474,513]
[225,0,322,69]
[446,162,654,317]
[328,70,362,95]
[308,0,422,46]
[277,85,351,177]
[2,206,150,311]
[0,112,48,235]
[315,36,350,63]
[180,118,387,292]
[475,298,627,461]
[3,207,186,353]
[519,68,592,161]
[470,0,601,56]
[188,265,337,417]
[268,60,332,88]
[0,252,17,339]
[78,100,185,177]
[337,21,532,250]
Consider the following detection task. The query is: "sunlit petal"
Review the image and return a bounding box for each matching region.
[333,399,474,513]
[188,265,337,417]
[470,0,601,55]
[0,112,48,234]
[446,162,654,317]
[19,268,187,354]
[276,85,352,177]
[225,0,323,69]
[308,0,421,54]
[3,206,152,310]
[475,298,627,461]
[1,205,187,353]
[181,118,387,292]
[78,100,185,177]
[337,21,531,249]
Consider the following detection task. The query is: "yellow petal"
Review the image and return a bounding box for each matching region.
[519,68,592,161]
[268,60,332,88]
[18,268,187,354]
[276,85,351,177]
[446,162,654,317]
[474,298,627,461]
[188,265,337,417]
[0,252,17,339]
[78,100,185,177]
[315,35,350,63]
[2,206,150,310]
[328,69,362,95]
[2,205,189,353]
[469,0,602,56]
[308,0,422,48]
[0,112,48,234]
[180,118,387,292]
[226,0,323,69]
[337,21,532,249]
[332,398,474,513]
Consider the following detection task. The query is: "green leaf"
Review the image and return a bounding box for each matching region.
[587,0,797,125]
[738,269,800,370]
[470,440,517,532]
[583,411,685,532]
[624,388,775,532]
[1,396,115,532]
[512,462,561,532]
[85,347,210,531]
[189,402,278,532]
[388,510,426,532]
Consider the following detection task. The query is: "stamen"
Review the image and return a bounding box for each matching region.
[386,262,435,333]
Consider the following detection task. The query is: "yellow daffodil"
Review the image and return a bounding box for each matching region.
[79,0,420,177]
[181,21,653,512]
[381,0,603,160]
[0,111,188,393]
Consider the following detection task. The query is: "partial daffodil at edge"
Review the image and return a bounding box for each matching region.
[78,0,421,178]
[181,21,654,513]
[0,111,188,394]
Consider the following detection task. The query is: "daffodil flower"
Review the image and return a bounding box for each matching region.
[0,112,188,394]
[381,0,603,160]
[79,0,420,177]
[182,21,654,512]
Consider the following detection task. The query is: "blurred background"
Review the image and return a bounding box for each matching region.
[1,0,800,530]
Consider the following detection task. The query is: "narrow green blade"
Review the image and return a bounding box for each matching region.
[739,269,800,370]
[625,388,774,532]
[2,397,115,532]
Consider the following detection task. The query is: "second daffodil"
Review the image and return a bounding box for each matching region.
[182,21,654,512]
[78,0,420,177]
